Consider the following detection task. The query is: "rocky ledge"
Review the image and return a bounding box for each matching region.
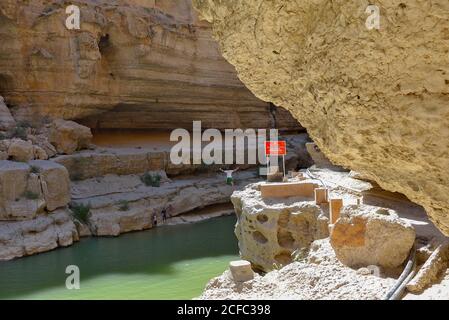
[200,168,449,299]
[71,170,260,237]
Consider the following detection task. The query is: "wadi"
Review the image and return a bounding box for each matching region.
[0,0,448,303]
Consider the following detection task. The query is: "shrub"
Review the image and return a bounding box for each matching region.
[30,165,41,174]
[16,121,32,128]
[10,126,27,140]
[70,203,92,225]
[118,200,130,211]
[23,190,39,200]
[140,172,161,187]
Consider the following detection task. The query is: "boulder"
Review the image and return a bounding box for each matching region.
[49,119,93,155]
[0,160,70,220]
[330,205,416,268]
[7,138,34,162]
[232,183,329,272]
[0,96,15,131]
[0,161,37,220]
[33,145,48,160]
[28,134,57,158]
[29,160,70,211]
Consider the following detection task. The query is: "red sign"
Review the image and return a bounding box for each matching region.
[265,141,287,156]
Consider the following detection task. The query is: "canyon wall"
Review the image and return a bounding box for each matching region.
[192,0,449,235]
[0,0,300,130]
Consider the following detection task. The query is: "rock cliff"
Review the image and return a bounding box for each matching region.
[0,0,300,130]
[192,0,449,235]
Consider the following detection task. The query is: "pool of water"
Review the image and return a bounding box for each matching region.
[0,216,239,300]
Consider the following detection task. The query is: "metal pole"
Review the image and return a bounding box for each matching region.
[282,155,285,178]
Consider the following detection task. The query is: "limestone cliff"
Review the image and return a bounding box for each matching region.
[0,0,300,130]
[193,0,449,235]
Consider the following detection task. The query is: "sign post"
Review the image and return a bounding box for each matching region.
[265,141,287,180]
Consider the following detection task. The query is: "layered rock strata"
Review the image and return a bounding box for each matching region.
[0,0,300,131]
[70,170,260,236]
[0,160,75,261]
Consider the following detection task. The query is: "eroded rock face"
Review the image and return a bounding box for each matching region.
[7,139,34,162]
[0,0,300,131]
[29,160,71,211]
[0,160,70,220]
[71,170,261,236]
[0,96,15,131]
[232,183,329,272]
[330,205,416,268]
[192,0,449,235]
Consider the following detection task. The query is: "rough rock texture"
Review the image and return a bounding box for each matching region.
[7,139,34,162]
[29,160,71,211]
[0,138,52,162]
[0,0,300,131]
[232,183,329,272]
[0,96,15,131]
[199,239,396,300]
[49,119,93,155]
[71,170,260,236]
[0,160,70,220]
[0,209,79,261]
[192,0,449,235]
[330,205,416,268]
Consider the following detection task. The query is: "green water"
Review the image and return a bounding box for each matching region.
[0,216,239,300]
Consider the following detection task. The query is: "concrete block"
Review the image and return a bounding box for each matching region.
[314,188,329,205]
[330,198,343,224]
[260,182,319,199]
[229,260,254,282]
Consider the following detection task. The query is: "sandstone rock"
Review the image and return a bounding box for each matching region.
[33,145,48,160]
[232,183,329,272]
[0,161,37,220]
[192,0,449,235]
[29,160,70,211]
[0,96,15,131]
[330,205,416,268]
[0,209,79,261]
[7,138,34,162]
[0,0,300,131]
[306,143,344,171]
[0,160,70,220]
[49,119,93,154]
[229,260,254,282]
[28,134,57,158]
